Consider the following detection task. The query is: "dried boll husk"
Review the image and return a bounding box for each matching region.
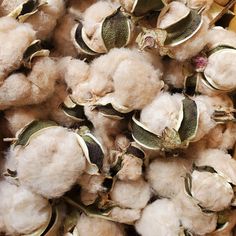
[75,213,125,236]
[0,57,58,110]
[173,189,217,235]
[195,148,236,185]
[2,0,65,39]
[147,156,192,198]
[189,170,234,212]
[73,48,163,111]
[135,199,181,236]
[0,180,51,235]
[156,1,209,61]
[110,178,151,209]
[6,126,86,198]
[51,14,77,57]
[0,16,36,83]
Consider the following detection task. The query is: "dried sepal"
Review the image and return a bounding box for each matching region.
[60,96,86,122]
[130,0,165,16]
[76,127,104,175]
[22,40,50,69]
[212,108,236,124]
[63,208,80,235]
[101,8,133,51]
[184,74,199,97]
[8,0,47,23]
[14,120,57,147]
[126,142,145,160]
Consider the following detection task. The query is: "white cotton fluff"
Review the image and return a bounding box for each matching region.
[157,2,209,61]
[7,126,86,198]
[0,180,50,235]
[195,148,236,185]
[110,207,141,224]
[135,199,180,236]
[52,14,77,57]
[0,57,58,110]
[173,190,217,235]
[75,213,125,236]
[187,0,214,11]
[0,16,35,82]
[191,170,234,212]
[118,0,133,13]
[147,157,191,198]
[74,48,163,110]
[140,92,184,136]
[110,178,151,209]
[117,154,143,181]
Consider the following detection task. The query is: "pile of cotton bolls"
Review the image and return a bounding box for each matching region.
[1,0,236,235]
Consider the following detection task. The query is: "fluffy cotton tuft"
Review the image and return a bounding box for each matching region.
[110,178,151,209]
[147,157,191,198]
[0,180,50,235]
[135,199,180,236]
[140,92,183,136]
[7,126,86,198]
[191,170,234,211]
[75,214,125,236]
[0,16,35,82]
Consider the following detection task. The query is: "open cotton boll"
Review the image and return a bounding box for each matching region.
[173,190,217,235]
[191,170,234,212]
[75,213,125,236]
[57,56,89,89]
[195,149,236,185]
[147,157,191,198]
[52,14,77,57]
[140,92,183,136]
[110,178,151,209]
[0,16,35,82]
[0,180,50,235]
[135,199,180,236]
[117,154,143,181]
[113,58,163,110]
[157,2,209,61]
[0,57,58,110]
[7,126,86,198]
[4,106,48,135]
[110,207,141,224]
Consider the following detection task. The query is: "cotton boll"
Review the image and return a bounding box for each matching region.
[135,199,180,236]
[110,207,141,224]
[110,178,151,209]
[57,56,89,89]
[7,126,86,198]
[195,148,236,185]
[4,105,48,135]
[52,14,77,57]
[191,170,234,212]
[147,157,191,198]
[75,213,125,236]
[174,191,217,235]
[0,180,50,235]
[113,58,163,110]
[140,92,183,136]
[0,16,35,82]
[0,57,58,110]
[206,27,236,49]
[117,154,143,181]
[77,173,105,194]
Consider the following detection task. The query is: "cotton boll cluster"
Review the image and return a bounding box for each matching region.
[0,16,35,82]
[135,199,181,236]
[0,57,58,110]
[6,126,86,198]
[75,213,125,236]
[0,180,50,235]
